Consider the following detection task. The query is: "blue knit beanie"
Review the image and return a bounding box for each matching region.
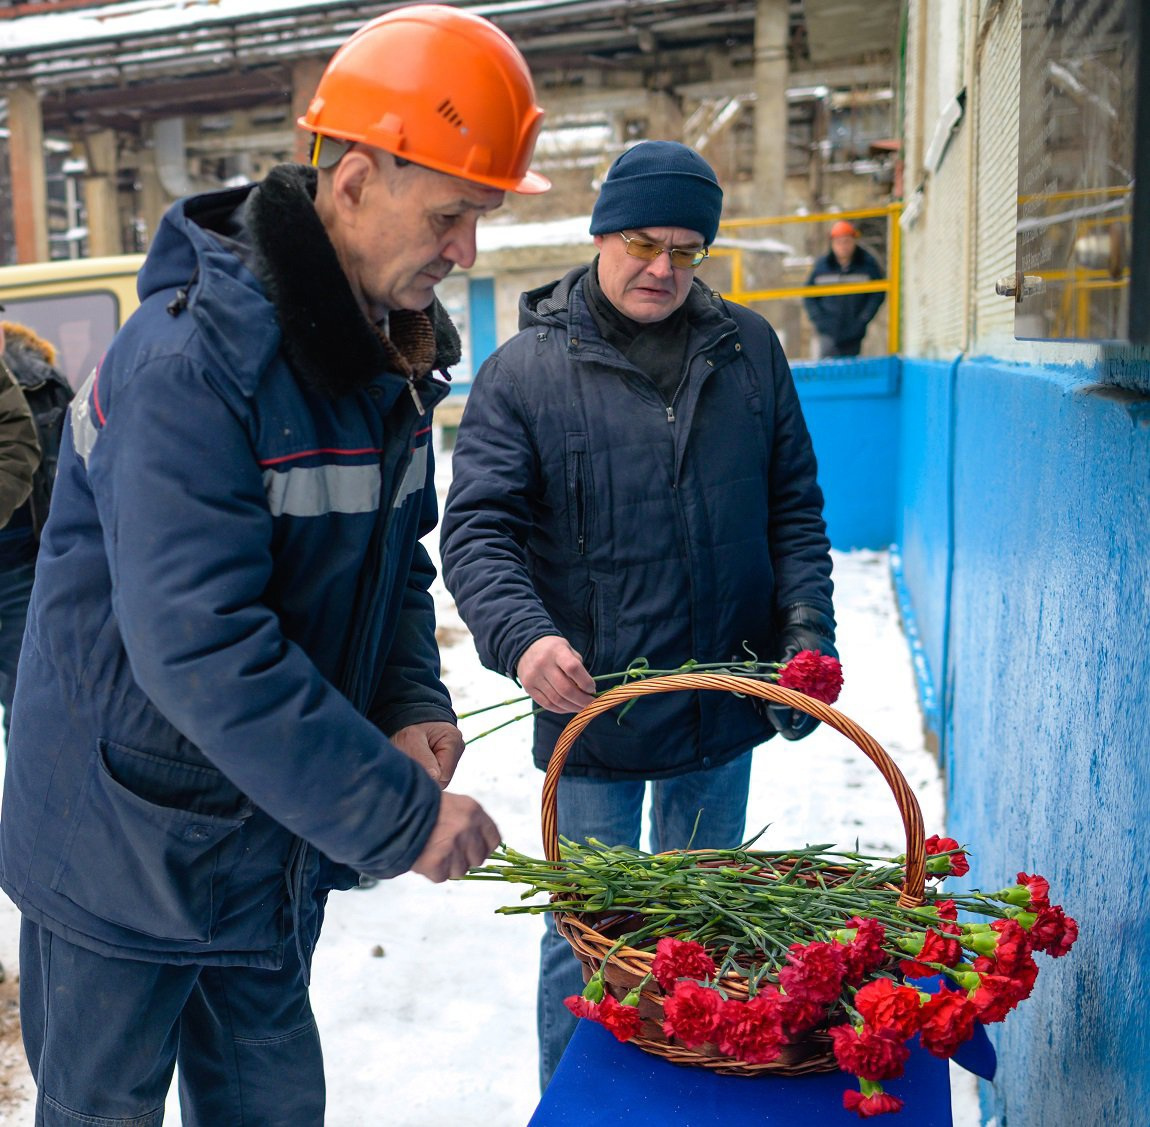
[590,141,723,245]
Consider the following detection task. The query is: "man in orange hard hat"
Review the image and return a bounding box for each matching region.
[803,219,886,358]
[0,8,547,1124]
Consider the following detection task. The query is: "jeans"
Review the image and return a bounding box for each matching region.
[0,560,35,743]
[20,918,325,1126]
[536,750,753,1091]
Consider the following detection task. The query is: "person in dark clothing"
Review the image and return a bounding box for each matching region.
[0,319,71,743]
[0,313,41,538]
[803,219,886,357]
[0,8,548,1125]
[440,140,837,1090]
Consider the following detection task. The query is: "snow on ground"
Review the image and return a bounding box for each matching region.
[0,437,982,1125]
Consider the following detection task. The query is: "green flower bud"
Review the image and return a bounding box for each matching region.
[583,973,605,1003]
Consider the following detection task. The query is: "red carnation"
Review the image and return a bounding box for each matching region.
[564,995,598,1021]
[779,991,827,1037]
[1016,871,1051,910]
[841,917,888,984]
[843,1088,906,1118]
[969,972,1032,1023]
[778,650,844,704]
[829,1023,911,1081]
[651,937,718,992]
[1029,905,1079,957]
[899,927,963,978]
[596,993,642,1042]
[715,991,787,1063]
[990,919,1033,967]
[854,978,923,1039]
[918,990,979,1057]
[662,979,724,1048]
[564,992,641,1042]
[779,940,848,1006]
[924,835,970,877]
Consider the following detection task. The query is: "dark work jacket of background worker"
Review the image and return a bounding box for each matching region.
[441,265,835,780]
[0,321,73,742]
[0,163,456,968]
[803,243,885,358]
[0,339,39,532]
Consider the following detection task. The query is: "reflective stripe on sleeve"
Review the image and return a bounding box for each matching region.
[263,462,382,517]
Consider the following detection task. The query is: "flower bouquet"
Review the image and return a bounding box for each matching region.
[465,672,1078,1119]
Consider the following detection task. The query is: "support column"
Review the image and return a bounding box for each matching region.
[81,129,121,257]
[7,83,49,263]
[645,88,684,141]
[132,142,169,250]
[752,0,789,219]
[291,57,328,164]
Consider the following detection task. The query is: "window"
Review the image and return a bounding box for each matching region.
[1013,0,1146,343]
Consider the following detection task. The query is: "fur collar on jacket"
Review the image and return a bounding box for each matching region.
[245,163,461,398]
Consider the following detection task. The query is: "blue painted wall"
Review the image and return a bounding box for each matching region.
[791,355,900,551]
[890,358,955,738]
[895,355,1150,1126]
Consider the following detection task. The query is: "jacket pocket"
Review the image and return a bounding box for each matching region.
[584,574,618,675]
[50,740,252,943]
[565,433,592,555]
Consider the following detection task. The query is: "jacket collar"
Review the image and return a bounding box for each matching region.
[245,164,461,397]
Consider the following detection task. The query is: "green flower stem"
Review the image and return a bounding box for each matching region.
[464,840,1029,977]
[457,658,786,742]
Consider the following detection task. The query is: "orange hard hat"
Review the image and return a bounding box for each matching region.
[298,4,550,194]
[830,219,859,238]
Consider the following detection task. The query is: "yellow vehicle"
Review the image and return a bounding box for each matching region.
[0,255,144,390]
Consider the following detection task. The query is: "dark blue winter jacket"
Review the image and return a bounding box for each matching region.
[802,245,885,353]
[441,266,833,779]
[0,165,455,967]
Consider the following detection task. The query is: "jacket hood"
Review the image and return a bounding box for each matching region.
[139,164,462,398]
[1,322,66,389]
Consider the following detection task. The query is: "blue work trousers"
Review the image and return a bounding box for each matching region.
[536,751,754,1092]
[19,917,325,1126]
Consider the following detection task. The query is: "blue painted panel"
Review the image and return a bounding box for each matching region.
[448,277,497,398]
[902,356,1150,1126]
[892,359,957,741]
[792,356,900,551]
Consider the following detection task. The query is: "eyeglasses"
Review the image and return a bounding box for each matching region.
[618,231,709,270]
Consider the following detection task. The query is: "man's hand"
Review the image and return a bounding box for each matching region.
[390,721,465,788]
[763,604,838,742]
[410,792,501,882]
[516,635,597,714]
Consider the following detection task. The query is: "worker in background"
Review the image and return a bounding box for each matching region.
[0,317,71,744]
[0,310,41,538]
[803,219,885,358]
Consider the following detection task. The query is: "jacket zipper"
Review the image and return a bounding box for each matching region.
[407,376,426,416]
[574,449,587,555]
[665,328,739,424]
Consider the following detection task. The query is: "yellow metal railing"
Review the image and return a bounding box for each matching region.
[710,202,903,354]
[1016,186,1131,340]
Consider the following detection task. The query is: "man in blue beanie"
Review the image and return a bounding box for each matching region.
[441,140,837,1088]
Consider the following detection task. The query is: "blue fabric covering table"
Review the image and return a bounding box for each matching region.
[529,979,996,1127]
[529,1022,955,1126]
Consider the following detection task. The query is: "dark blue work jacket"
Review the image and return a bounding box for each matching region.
[0,169,453,967]
[442,267,834,780]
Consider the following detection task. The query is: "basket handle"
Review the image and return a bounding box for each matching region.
[541,672,925,907]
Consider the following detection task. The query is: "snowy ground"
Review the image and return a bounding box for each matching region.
[0,438,982,1125]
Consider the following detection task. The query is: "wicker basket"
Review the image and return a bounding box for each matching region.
[541,671,926,1077]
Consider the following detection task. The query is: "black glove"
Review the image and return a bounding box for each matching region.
[761,604,838,742]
